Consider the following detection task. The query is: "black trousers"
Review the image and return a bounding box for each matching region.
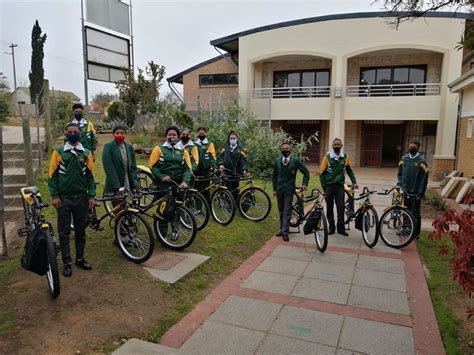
[404,195,421,237]
[324,184,345,232]
[277,193,293,235]
[195,169,212,202]
[226,175,240,204]
[57,197,89,264]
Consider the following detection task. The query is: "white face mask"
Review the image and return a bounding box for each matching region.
[229,139,237,146]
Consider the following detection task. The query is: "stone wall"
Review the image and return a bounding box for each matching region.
[456,116,474,178]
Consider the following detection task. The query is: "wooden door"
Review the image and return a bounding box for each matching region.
[363,124,383,166]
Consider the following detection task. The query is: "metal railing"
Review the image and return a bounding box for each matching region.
[253,86,331,99]
[346,83,441,97]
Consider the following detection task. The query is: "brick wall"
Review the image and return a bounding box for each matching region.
[182,58,239,112]
[431,158,455,181]
[456,116,474,178]
[347,53,443,85]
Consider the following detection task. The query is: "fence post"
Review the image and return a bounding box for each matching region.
[35,94,42,165]
[22,117,35,185]
[42,80,52,154]
[0,125,8,257]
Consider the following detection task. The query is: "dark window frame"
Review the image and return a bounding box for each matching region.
[359,65,428,86]
[199,73,238,86]
[273,69,331,88]
[470,62,474,70]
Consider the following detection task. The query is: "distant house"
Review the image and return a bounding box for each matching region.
[10,87,81,116]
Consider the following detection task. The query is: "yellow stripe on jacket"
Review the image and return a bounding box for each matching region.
[149,146,162,168]
[319,156,329,174]
[48,150,62,178]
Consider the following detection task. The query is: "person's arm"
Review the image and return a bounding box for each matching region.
[182,150,192,183]
[48,149,61,200]
[217,148,225,168]
[102,144,120,191]
[208,143,217,168]
[191,146,199,171]
[149,146,165,182]
[129,144,138,190]
[397,159,404,187]
[345,156,357,186]
[240,149,248,173]
[319,155,328,188]
[297,158,310,187]
[88,122,97,152]
[417,161,429,196]
[85,152,96,198]
[272,159,278,192]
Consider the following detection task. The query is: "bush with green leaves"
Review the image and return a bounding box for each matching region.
[195,98,318,177]
[107,101,134,127]
[50,95,72,137]
[0,93,11,122]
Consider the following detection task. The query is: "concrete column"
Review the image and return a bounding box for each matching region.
[329,56,346,149]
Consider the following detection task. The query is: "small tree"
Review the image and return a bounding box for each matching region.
[106,101,134,127]
[50,95,72,138]
[91,91,117,114]
[0,93,11,122]
[29,20,47,110]
[156,93,193,135]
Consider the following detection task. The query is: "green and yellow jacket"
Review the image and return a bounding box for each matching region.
[67,118,97,152]
[177,140,199,172]
[319,151,357,188]
[397,153,429,196]
[148,141,192,184]
[272,155,310,195]
[102,140,138,193]
[217,142,248,175]
[194,138,217,172]
[48,142,96,199]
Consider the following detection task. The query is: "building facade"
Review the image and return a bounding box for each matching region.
[169,12,472,178]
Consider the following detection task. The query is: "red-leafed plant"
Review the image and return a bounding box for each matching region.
[429,193,474,318]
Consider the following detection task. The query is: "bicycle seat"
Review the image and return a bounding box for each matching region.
[23,186,40,195]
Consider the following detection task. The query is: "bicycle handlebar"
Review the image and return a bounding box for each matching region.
[377,186,419,197]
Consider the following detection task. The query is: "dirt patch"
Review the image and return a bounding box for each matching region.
[0,258,172,354]
[421,197,445,220]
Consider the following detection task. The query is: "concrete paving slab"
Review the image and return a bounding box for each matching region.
[271,245,314,262]
[269,306,343,347]
[348,285,410,315]
[339,317,415,355]
[256,334,336,355]
[291,277,350,304]
[328,235,361,249]
[113,338,181,354]
[180,320,265,355]
[353,269,407,292]
[356,255,405,274]
[303,262,354,284]
[360,241,401,254]
[209,295,282,331]
[241,270,299,295]
[143,252,209,284]
[256,256,309,276]
[312,251,358,267]
[336,349,364,355]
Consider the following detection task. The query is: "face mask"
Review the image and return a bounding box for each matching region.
[73,112,83,120]
[281,150,290,157]
[198,135,206,141]
[114,135,126,143]
[168,137,178,145]
[409,148,418,155]
[229,139,237,146]
[67,133,80,144]
[333,147,341,154]
[181,136,190,144]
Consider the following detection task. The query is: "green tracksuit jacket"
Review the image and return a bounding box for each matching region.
[319,152,357,189]
[67,118,97,152]
[148,142,192,184]
[272,155,310,195]
[195,138,217,172]
[217,143,248,175]
[397,153,429,196]
[102,140,138,193]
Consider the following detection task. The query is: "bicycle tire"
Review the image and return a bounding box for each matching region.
[361,206,379,248]
[210,188,236,226]
[379,206,416,249]
[344,189,354,224]
[290,194,304,228]
[315,211,328,253]
[238,187,271,222]
[137,169,156,209]
[153,205,197,250]
[44,229,60,298]
[114,211,155,263]
[185,191,210,231]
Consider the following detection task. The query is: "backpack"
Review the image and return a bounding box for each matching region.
[303,209,321,235]
[155,193,177,221]
[21,229,49,276]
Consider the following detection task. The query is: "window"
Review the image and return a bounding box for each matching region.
[360,65,427,86]
[199,73,238,86]
[470,62,474,70]
[274,69,330,88]
[468,119,473,139]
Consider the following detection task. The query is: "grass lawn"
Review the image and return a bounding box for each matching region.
[417,231,474,355]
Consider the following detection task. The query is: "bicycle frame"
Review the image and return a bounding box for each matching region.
[295,188,325,224]
[19,187,54,236]
[347,187,376,222]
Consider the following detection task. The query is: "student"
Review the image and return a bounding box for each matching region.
[194,127,217,202]
[70,103,97,158]
[272,142,310,241]
[102,124,138,197]
[320,138,358,236]
[178,128,199,172]
[396,141,429,239]
[218,131,248,202]
[48,123,96,277]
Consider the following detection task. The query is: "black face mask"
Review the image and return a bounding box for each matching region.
[333,147,341,154]
[198,135,206,141]
[281,150,290,157]
[181,136,190,144]
[409,148,418,155]
[74,112,83,120]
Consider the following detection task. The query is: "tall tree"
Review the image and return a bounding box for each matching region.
[28,20,47,110]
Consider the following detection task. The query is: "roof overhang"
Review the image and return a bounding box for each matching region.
[448,69,474,93]
[167,53,231,84]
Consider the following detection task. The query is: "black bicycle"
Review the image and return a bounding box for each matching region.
[343,186,379,248]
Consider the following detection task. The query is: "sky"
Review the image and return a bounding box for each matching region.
[0,0,385,103]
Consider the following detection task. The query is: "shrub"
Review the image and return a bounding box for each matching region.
[50,95,72,137]
[0,93,10,122]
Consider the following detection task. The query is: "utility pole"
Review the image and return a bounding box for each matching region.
[129,0,135,77]
[80,0,89,105]
[5,43,18,91]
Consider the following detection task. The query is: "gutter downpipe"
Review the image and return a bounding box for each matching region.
[214,46,238,68]
[168,80,184,103]
[453,89,462,171]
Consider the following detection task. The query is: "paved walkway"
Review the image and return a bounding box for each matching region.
[1,125,45,144]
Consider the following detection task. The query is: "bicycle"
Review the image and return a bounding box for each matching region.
[86,187,155,263]
[377,186,417,249]
[136,165,210,231]
[18,187,60,298]
[342,185,379,248]
[223,171,272,222]
[289,187,329,252]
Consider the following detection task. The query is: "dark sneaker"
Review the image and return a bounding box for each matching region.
[328,229,335,235]
[75,259,92,270]
[63,263,72,277]
[282,234,289,242]
[276,230,283,237]
[338,231,349,237]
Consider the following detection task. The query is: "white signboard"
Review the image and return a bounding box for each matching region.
[86,0,130,36]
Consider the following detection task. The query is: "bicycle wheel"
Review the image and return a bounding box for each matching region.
[210,188,236,226]
[290,194,304,227]
[379,207,415,249]
[314,211,328,253]
[44,229,60,298]
[344,190,354,224]
[361,206,379,248]
[137,169,155,209]
[114,211,154,263]
[238,187,271,222]
[185,191,210,231]
[153,205,197,250]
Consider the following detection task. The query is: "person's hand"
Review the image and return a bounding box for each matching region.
[393,185,401,190]
[92,152,96,161]
[219,165,225,171]
[179,182,188,189]
[301,185,308,192]
[51,198,62,208]
[243,170,250,176]
[272,191,277,197]
[162,176,171,181]
[354,184,359,190]
[88,199,96,209]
